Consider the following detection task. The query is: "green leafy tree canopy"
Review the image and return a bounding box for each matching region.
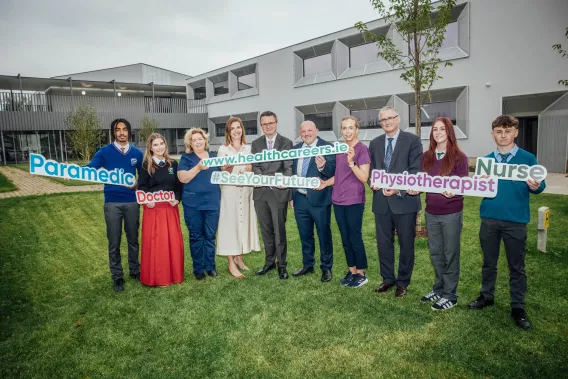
[65,104,102,162]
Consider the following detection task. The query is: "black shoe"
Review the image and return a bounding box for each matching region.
[375,282,395,293]
[321,270,332,282]
[195,272,206,280]
[512,308,532,330]
[113,278,125,292]
[292,266,314,277]
[395,286,408,297]
[256,263,276,276]
[278,267,289,280]
[129,273,140,281]
[467,295,494,310]
[206,270,217,277]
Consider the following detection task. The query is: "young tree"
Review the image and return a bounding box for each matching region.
[552,26,568,87]
[65,104,102,162]
[139,115,159,144]
[356,0,457,137]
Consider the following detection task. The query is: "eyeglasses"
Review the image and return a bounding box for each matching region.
[261,121,276,127]
[379,115,399,123]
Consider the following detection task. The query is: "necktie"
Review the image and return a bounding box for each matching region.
[121,147,125,154]
[436,152,445,160]
[499,152,511,162]
[301,148,310,177]
[268,140,273,151]
[384,138,393,169]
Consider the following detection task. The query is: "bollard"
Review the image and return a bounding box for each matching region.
[537,206,550,252]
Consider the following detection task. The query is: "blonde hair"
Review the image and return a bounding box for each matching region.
[184,128,209,153]
[341,115,360,129]
[143,133,172,176]
[224,117,248,146]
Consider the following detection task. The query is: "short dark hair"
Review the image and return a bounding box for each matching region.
[111,118,132,140]
[260,111,278,122]
[492,115,518,130]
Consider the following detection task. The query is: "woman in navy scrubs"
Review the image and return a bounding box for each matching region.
[178,128,221,280]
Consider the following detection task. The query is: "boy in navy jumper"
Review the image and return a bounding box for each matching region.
[468,115,545,330]
[87,119,143,292]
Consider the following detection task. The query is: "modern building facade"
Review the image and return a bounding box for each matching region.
[0,63,206,163]
[186,0,568,173]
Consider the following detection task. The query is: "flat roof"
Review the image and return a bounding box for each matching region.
[52,63,191,79]
[0,75,186,93]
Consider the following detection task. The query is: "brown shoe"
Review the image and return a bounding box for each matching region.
[395,286,407,297]
[227,268,245,279]
[375,282,395,293]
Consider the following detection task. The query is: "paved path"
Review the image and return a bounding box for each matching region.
[543,173,568,195]
[0,166,103,200]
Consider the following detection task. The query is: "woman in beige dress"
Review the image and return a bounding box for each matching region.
[217,117,260,278]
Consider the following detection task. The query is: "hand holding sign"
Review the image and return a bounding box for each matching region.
[527,179,541,191]
[347,148,355,165]
[315,156,326,169]
[198,160,209,171]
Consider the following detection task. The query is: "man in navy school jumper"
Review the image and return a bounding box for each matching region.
[289,121,336,282]
[87,119,143,292]
[467,115,545,330]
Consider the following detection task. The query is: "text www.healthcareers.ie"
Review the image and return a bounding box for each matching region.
[201,142,349,167]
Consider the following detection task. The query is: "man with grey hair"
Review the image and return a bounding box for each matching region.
[369,106,423,297]
[289,121,336,282]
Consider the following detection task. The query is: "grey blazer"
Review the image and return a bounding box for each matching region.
[369,130,423,215]
[251,133,293,203]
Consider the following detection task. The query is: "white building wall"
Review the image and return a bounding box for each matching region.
[188,0,568,159]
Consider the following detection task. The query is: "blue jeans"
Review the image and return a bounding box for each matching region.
[183,207,220,275]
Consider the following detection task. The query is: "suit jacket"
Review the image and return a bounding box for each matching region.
[251,133,293,203]
[290,138,336,207]
[369,130,423,215]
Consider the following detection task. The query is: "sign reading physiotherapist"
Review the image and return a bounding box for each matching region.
[29,154,136,186]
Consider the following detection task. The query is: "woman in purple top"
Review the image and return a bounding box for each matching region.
[414,117,468,310]
[319,116,370,288]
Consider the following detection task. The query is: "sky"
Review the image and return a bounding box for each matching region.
[0,0,379,78]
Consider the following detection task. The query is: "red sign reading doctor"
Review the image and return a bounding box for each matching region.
[136,190,176,204]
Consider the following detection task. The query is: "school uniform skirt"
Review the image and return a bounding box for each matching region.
[141,202,184,286]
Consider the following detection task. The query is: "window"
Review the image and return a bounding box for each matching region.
[194,86,206,100]
[304,54,332,77]
[349,43,383,67]
[409,101,457,128]
[350,109,381,129]
[237,73,256,91]
[243,120,257,135]
[304,113,333,131]
[215,122,227,137]
[213,81,229,96]
[409,21,459,55]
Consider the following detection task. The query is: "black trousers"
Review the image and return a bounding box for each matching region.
[375,207,417,287]
[479,218,528,309]
[103,202,140,281]
[254,191,288,268]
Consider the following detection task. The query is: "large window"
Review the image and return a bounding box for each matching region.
[304,54,332,77]
[409,21,459,55]
[213,81,229,96]
[215,122,227,138]
[243,120,257,135]
[304,113,333,131]
[350,43,383,67]
[237,73,256,91]
[350,109,381,129]
[194,86,206,100]
[409,101,457,127]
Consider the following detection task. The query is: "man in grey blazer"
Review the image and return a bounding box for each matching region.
[369,106,423,297]
[252,111,293,279]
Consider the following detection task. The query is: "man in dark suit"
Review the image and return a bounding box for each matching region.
[369,106,423,297]
[252,111,293,279]
[290,121,336,282]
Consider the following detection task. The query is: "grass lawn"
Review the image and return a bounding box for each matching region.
[9,162,96,186]
[1,190,567,378]
[0,172,17,193]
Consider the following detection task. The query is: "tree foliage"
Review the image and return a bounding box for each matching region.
[552,26,568,87]
[139,115,159,144]
[65,104,102,162]
[355,0,457,137]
